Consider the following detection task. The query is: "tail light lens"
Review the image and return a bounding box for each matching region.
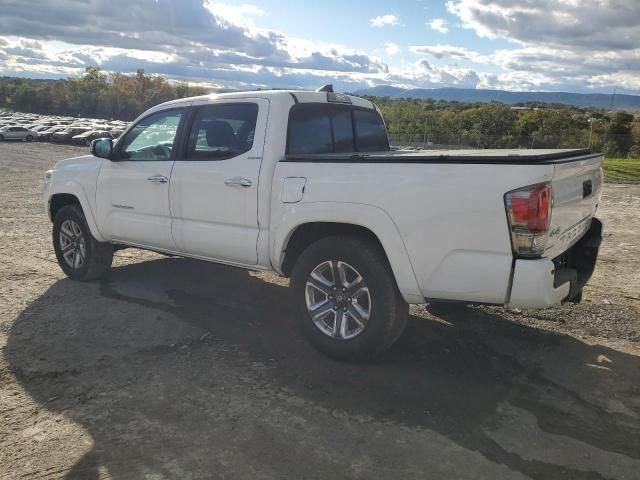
[505,184,552,257]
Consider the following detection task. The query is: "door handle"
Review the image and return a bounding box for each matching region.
[224,177,252,187]
[147,175,168,183]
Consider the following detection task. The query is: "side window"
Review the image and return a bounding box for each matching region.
[186,103,258,160]
[120,109,183,161]
[354,109,389,152]
[287,105,332,155]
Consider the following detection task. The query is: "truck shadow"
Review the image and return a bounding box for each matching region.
[6,257,640,479]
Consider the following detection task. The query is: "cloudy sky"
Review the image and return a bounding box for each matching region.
[0,0,639,94]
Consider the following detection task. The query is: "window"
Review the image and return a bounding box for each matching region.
[120,109,183,161]
[287,104,388,155]
[332,109,355,153]
[186,103,258,160]
[354,109,389,152]
[287,105,333,155]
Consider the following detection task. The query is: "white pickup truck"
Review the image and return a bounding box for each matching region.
[44,87,603,359]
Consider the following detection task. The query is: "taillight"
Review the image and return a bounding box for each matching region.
[505,184,552,257]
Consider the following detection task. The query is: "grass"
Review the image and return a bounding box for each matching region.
[603,158,640,182]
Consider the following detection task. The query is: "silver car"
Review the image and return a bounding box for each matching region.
[0,126,37,142]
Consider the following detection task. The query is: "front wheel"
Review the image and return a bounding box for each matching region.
[25,135,33,142]
[0,134,4,141]
[290,236,408,360]
[53,205,113,281]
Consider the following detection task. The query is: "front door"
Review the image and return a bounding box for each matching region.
[169,98,268,265]
[95,107,186,251]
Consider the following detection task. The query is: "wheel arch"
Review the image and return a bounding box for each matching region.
[47,187,105,242]
[272,203,423,304]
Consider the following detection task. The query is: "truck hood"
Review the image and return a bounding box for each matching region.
[54,154,103,173]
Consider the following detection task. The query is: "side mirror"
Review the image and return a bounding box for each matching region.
[90,138,114,159]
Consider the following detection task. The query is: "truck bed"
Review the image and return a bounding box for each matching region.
[284,148,598,165]
[275,147,602,305]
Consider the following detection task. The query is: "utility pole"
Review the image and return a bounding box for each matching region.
[608,87,617,111]
[422,118,428,148]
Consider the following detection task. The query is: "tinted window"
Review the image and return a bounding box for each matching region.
[354,109,389,152]
[120,109,183,161]
[331,109,355,153]
[186,103,258,160]
[287,104,388,154]
[288,105,332,155]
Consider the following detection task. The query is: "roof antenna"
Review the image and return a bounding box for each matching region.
[316,84,334,93]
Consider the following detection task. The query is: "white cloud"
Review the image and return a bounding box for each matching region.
[444,0,640,92]
[370,14,399,28]
[0,0,639,94]
[384,42,401,56]
[410,44,481,61]
[207,1,267,28]
[446,0,640,50]
[427,19,448,34]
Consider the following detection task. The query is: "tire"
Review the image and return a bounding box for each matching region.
[0,135,4,141]
[52,205,113,281]
[290,235,408,360]
[569,289,583,304]
[25,135,33,142]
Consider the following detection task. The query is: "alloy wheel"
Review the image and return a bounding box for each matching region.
[305,260,371,339]
[59,219,86,269]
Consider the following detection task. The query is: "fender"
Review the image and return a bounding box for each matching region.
[271,202,424,304]
[47,180,106,242]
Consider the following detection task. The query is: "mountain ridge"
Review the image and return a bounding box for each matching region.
[353,86,640,111]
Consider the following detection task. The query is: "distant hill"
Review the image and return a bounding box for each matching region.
[354,86,640,111]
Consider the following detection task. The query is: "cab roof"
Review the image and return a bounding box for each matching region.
[156,89,376,110]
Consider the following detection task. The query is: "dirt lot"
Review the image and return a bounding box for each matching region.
[1,142,639,480]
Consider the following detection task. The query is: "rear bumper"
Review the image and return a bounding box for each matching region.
[507,218,602,309]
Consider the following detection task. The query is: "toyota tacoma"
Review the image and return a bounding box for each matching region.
[44,87,603,359]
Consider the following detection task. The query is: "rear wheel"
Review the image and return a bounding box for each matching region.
[0,134,4,141]
[290,236,408,360]
[25,135,33,142]
[53,205,113,281]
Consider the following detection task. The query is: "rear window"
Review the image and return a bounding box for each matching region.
[287,103,387,155]
[353,109,389,152]
[287,105,333,155]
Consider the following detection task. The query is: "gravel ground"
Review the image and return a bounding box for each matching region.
[1,142,639,480]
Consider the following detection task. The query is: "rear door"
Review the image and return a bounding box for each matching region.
[169,98,268,265]
[545,153,603,258]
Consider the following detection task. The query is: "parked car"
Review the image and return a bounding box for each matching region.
[32,125,53,133]
[71,130,112,146]
[110,129,124,139]
[0,126,37,141]
[37,126,66,142]
[44,88,603,360]
[51,127,91,143]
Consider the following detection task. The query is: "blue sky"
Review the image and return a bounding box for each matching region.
[0,0,638,94]
[250,0,511,59]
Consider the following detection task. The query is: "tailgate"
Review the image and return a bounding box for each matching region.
[545,154,603,258]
